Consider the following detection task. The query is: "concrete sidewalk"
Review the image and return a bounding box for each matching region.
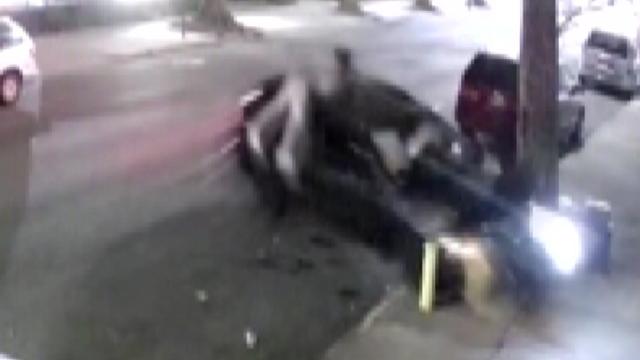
[324,102,640,360]
[325,278,640,360]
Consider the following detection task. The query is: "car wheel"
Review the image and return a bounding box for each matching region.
[621,87,635,101]
[578,74,588,88]
[585,203,612,274]
[237,133,254,174]
[0,71,22,106]
[569,108,585,149]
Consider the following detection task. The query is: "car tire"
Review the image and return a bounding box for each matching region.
[0,71,22,106]
[578,74,588,88]
[237,133,254,174]
[621,88,635,101]
[585,204,612,274]
[569,108,585,150]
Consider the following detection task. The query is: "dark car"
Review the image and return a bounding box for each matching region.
[455,52,585,171]
[237,70,611,305]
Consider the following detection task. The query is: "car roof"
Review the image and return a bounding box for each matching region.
[463,52,577,94]
[462,52,519,95]
[588,29,630,43]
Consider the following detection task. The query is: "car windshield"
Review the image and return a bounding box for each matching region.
[587,30,630,57]
[0,21,18,47]
[0,2,636,360]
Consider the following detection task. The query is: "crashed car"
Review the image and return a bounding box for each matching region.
[580,29,638,98]
[456,52,586,172]
[236,50,611,306]
[237,52,461,213]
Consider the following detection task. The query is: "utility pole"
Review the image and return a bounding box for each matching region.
[518,0,559,207]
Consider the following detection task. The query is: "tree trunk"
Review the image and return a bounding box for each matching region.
[466,0,488,8]
[198,0,238,30]
[415,0,437,11]
[338,0,363,15]
[518,0,559,206]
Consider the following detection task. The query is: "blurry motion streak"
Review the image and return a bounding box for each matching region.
[110,103,242,182]
[31,100,243,208]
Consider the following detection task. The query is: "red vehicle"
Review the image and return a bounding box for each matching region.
[455,53,518,172]
[455,52,585,173]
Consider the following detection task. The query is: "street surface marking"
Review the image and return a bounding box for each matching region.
[358,287,406,333]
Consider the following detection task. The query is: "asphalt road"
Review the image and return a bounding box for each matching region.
[0,12,632,360]
[0,33,402,360]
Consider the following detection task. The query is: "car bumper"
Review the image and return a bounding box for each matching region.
[582,67,636,91]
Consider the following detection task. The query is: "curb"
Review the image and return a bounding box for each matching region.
[322,286,407,360]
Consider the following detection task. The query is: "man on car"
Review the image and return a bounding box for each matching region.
[243,47,457,215]
[242,48,389,214]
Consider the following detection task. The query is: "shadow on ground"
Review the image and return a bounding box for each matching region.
[45,166,395,360]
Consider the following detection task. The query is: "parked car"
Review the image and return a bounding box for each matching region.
[579,29,638,98]
[455,52,585,172]
[0,17,38,106]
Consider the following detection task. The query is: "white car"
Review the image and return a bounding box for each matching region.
[0,17,38,106]
[580,29,639,98]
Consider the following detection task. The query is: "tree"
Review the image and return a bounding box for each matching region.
[518,0,559,206]
[558,2,582,35]
[466,0,488,8]
[338,0,363,15]
[415,0,437,11]
[197,0,239,31]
